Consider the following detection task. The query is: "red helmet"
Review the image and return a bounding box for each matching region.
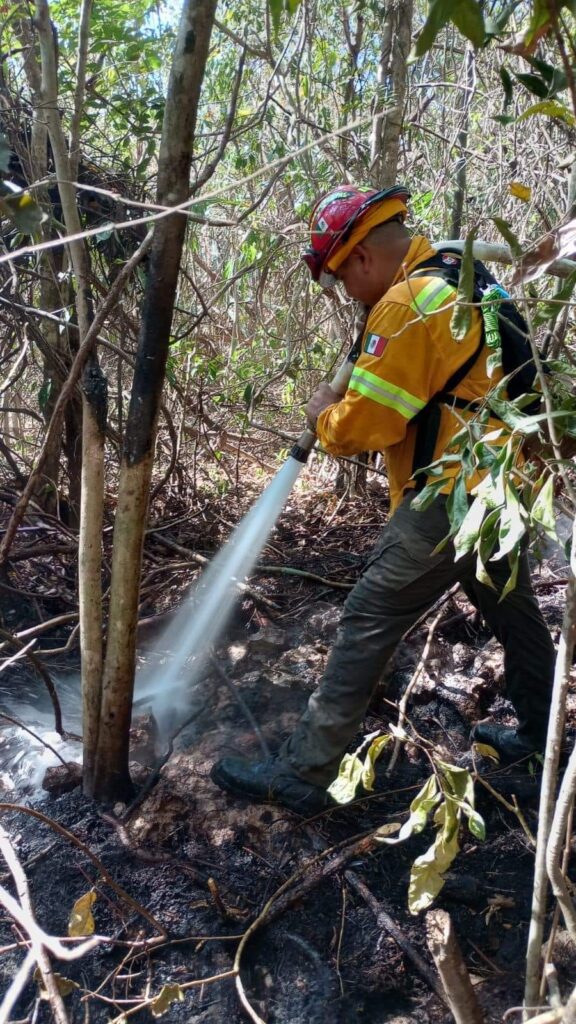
[302,183,410,283]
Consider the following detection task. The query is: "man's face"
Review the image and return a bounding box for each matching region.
[333,250,375,304]
[333,242,400,306]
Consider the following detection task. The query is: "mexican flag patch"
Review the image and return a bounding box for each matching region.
[364,332,388,356]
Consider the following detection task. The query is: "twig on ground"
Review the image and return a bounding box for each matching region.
[0,803,167,937]
[345,870,447,1003]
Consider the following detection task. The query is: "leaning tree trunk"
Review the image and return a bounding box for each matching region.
[90,0,218,802]
[34,0,108,790]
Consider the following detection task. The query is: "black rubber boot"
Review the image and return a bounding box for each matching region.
[470,723,544,765]
[210,755,335,815]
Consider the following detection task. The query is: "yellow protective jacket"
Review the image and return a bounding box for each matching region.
[316,236,506,511]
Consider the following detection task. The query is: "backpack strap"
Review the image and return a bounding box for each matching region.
[408,253,486,489]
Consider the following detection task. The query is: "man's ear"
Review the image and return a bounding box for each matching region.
[351,242,371,269]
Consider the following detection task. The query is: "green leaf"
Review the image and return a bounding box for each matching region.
[446,474,469,536]
[151,984,185,1017]
[453,496,487,560]
[408,811,460,914]
[399,774,441,840]
[492,480,526,560]
[532,270,576,328]
[464,806,486,840]
[0,189,45,233]
[472,741,500,762]
[410,0,453,60]
[268,0,282,35]
[499,66,514,108]
[361,734,392,791]
[410,477,449,511]
[327,752,365,804]
[499,546,520,601]
[450,0,486,47]
[492,217,523,259]
[531,475,557,540]
[517,100,575,125]
[450,226,478,341]
[514,71,551,98]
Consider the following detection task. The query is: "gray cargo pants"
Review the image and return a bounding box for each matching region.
[279,492,555,786]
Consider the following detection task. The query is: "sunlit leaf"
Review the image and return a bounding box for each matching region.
[399,774,440,840]
[68,890,96,937]
[408,810,460,914]
[472,742,500,762]
[375,822,402,839]
[453,497,487,560]
[450,226,478,341]
[361,733,392,791]
[151,984,185,1017]
[531,474,557,540]
[517,100,575,125]
[464,806,486,840]
[509,182,532,202]
[327,752,364,804]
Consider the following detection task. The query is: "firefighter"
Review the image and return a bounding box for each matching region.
[211,185,555,814]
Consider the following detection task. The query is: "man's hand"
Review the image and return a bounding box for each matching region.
[306,382,342,429]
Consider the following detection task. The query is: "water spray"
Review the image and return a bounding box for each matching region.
[134,347,358,733]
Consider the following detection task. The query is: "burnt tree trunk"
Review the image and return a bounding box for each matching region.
[91,0,218,802]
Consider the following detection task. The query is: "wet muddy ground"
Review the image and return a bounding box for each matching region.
[0,482,574,1023]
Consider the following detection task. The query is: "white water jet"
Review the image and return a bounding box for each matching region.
[135,457,305,730]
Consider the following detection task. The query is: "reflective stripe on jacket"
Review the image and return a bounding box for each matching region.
[316,236,506,511]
